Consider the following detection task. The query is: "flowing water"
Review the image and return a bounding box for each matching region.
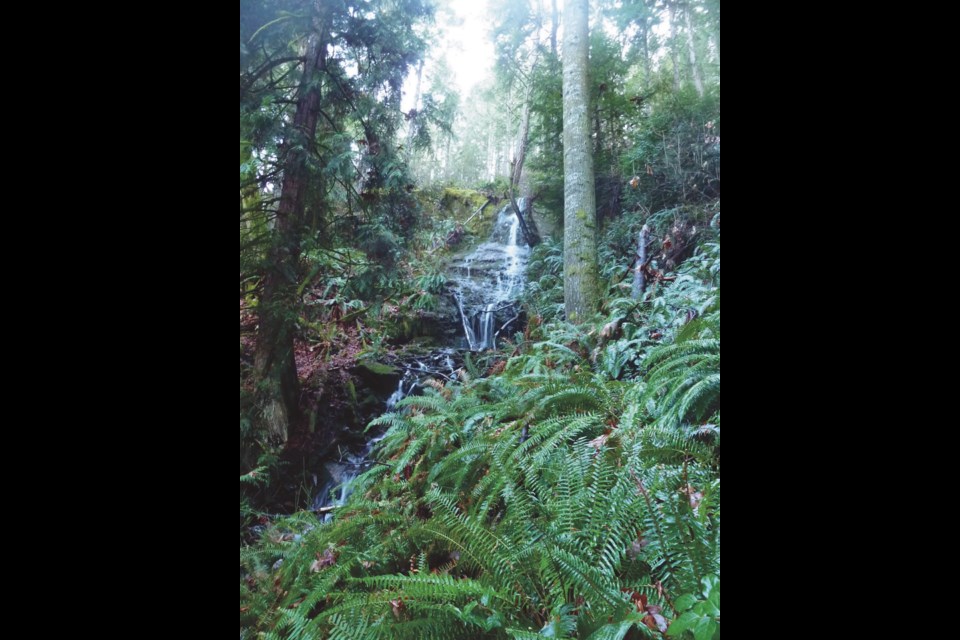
[451,201,531,351]
[312,201,531,518]
[311,350,460,519]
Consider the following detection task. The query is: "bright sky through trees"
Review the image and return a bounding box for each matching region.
[403,0,494,111]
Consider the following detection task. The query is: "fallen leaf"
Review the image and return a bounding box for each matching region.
[644,612,669,633]
[589,434,610,451]
[632,593,648,612]
[682,486,705,513]
[310,548,338,573]
[600,319,622,340]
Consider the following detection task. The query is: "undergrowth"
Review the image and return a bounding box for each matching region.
[241,214,720,639]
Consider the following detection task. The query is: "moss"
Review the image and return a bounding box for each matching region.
[358,360,399,376]
[442,187,488,210]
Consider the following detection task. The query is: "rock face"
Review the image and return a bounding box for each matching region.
[411,298,463,345]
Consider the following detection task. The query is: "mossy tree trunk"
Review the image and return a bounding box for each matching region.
[562,0,599,323]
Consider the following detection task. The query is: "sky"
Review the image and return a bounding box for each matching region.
[403,0,494,111]
[438,0,494,97]
[402,0,672,109]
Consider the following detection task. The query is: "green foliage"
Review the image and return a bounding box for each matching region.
[241,238,721,638]
[240,0,436,451]
[523,237,565,322]
[620,88,721,213]
[668,576,721,640]
[241,2,721,636]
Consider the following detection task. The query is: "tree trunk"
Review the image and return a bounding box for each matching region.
[669,3,682,92]
[511,99,531,190]
[632,225,651,299]
[641,19,652,87]
[444,135,452,180]
[407,60,424,143]
[594,99,603,157]
[562,0,599,323]
[708,0,720,64]
[550,0,559,57]
[254,30,325,444]
[683,3,705,97]
[510,194,539,246]
[509,97,540,245]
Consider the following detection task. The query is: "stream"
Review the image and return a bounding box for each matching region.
[312,202,531,518]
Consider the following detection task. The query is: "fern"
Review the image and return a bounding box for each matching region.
[242,236,721,640]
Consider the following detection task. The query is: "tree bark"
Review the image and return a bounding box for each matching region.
[632,225,651,299]
[511,99,531,190]
[682,2,705,97]
[510,191,539,246]
[562,0,599,323]
[254,30,325,444]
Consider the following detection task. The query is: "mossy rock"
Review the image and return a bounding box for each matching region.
[442,187,488,210]
[357,360,399,376]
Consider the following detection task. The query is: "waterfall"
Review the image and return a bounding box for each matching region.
[313,351,459,520]
[310,201,531,525]
[452,202,531,351]
[312,431,388,522]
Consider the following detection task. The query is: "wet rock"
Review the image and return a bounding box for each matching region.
[352,360,401,395]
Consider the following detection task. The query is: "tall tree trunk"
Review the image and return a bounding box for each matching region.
[486,129,495,180]
[550,0,559,57]
[683,3,705,97]
[594,99,603,157]
[510,97,539,245]
[708,0,720,64]
[640,19,652,87]
[407,60,424,143]
[444,135,452,180]
[562,0,599,323]
[668,2,681,92]
[511,99,531,190]
[255,30,325,444]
